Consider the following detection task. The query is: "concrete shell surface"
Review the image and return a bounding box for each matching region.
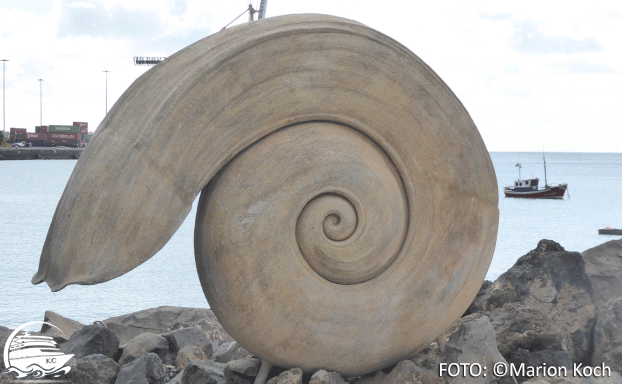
[32,14,499,375]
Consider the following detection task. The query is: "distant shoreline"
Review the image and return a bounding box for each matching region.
[0,147,83,160]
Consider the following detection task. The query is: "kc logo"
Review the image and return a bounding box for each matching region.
[2,321,73,379]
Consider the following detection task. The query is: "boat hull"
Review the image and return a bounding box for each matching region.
[504,184,567,199]
[599,229,622,235]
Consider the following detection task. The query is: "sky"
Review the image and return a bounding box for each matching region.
[0,0,620,152]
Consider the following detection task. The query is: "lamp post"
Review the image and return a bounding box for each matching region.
[103,70,110,114]
[1,59,7,135]
[38,79,43,127]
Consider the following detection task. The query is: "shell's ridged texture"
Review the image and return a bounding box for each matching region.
[32,14,498,376]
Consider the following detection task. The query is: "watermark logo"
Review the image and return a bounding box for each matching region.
[2,321,73,379]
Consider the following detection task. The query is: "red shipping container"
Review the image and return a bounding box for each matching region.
[49,133,80,140]
[73,122,88,134]
[11,128,27,134]
[41,126,48,133]
[27,132,49,140]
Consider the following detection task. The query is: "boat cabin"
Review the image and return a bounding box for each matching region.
[508,178,539,192]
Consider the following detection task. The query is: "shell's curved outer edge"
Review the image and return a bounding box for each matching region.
[32,14,380,290]
[31,13,498,374]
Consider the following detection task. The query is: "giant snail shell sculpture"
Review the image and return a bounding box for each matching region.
[33,14,498,378]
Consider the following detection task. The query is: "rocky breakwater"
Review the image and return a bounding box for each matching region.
[2,239,622,384]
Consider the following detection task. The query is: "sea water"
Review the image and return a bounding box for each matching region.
[1,152,620,328]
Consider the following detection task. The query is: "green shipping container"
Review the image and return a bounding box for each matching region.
[48,125,80,133]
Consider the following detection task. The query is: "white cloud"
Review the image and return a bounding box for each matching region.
[0,0,620,152]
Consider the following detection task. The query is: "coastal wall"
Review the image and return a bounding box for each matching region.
[0,147,83,160]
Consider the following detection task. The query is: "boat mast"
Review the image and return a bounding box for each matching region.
[543,151,548,187]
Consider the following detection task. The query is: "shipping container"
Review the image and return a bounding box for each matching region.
[49,125,80,133]
[49,133,80,140]
[10,128,27,134]
[73,122,88,134]
[35,125,49,133]
[41,126,48,133]
[27,132,48,140]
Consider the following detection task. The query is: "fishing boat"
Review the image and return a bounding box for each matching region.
[598,227,622,235]
[504,154,567,199]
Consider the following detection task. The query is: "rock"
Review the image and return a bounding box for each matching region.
[592,297,622,372]
[104,321,148,347]
[114,352,164,384]
[474,240,597,363]
[583,239,622,372]
[195,317,234,343]
[176,344,208,370]
[582,239,622,305]
[76,354,119,384]
[356,371,388,384]
[487,303,572,358]
[465,280,493,316]
[266,367,303,384]
[375,360,444,384]
[182,360,226,384]
[410,339,444,374]
[60,323,119,359]
[167,371,185,384]
[103,306,226,345]
[310,369,347,384]
[212,341,253,364]
[118,332,170,366]
[0,326,12,371]
[223,357,262,384]
[162,365,182,383]
[40,310,85,340]
[442,316,516,384]
[163,326,214,364]
[522,371,622,384]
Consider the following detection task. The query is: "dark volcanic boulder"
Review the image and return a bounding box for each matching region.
[103,306,229,345]
[487,303,572,358]
[385,360,444,384]
[442,316,516,384]
[266,368,303,384]
[118,332,169,365]
[163,326,214,364]
[0,326,12,371]
[223,358,262,384]
[582,239,622,305]
[582,239,622,371]
[592,297,622,372]
[60,323,119,359]
[114,352,164,384]
[176,344,208,370]
[182,360,225,384]
[212,341,253,364]
[40,310,85,340]
[65,354,119,384]
[473,240,597,363]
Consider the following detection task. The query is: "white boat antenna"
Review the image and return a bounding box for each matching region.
[258,0,268,19]
[543,151,548,187]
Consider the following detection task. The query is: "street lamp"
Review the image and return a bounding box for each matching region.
[103,70,110,114]
[38,79,43,127]
[1,59,8,134]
